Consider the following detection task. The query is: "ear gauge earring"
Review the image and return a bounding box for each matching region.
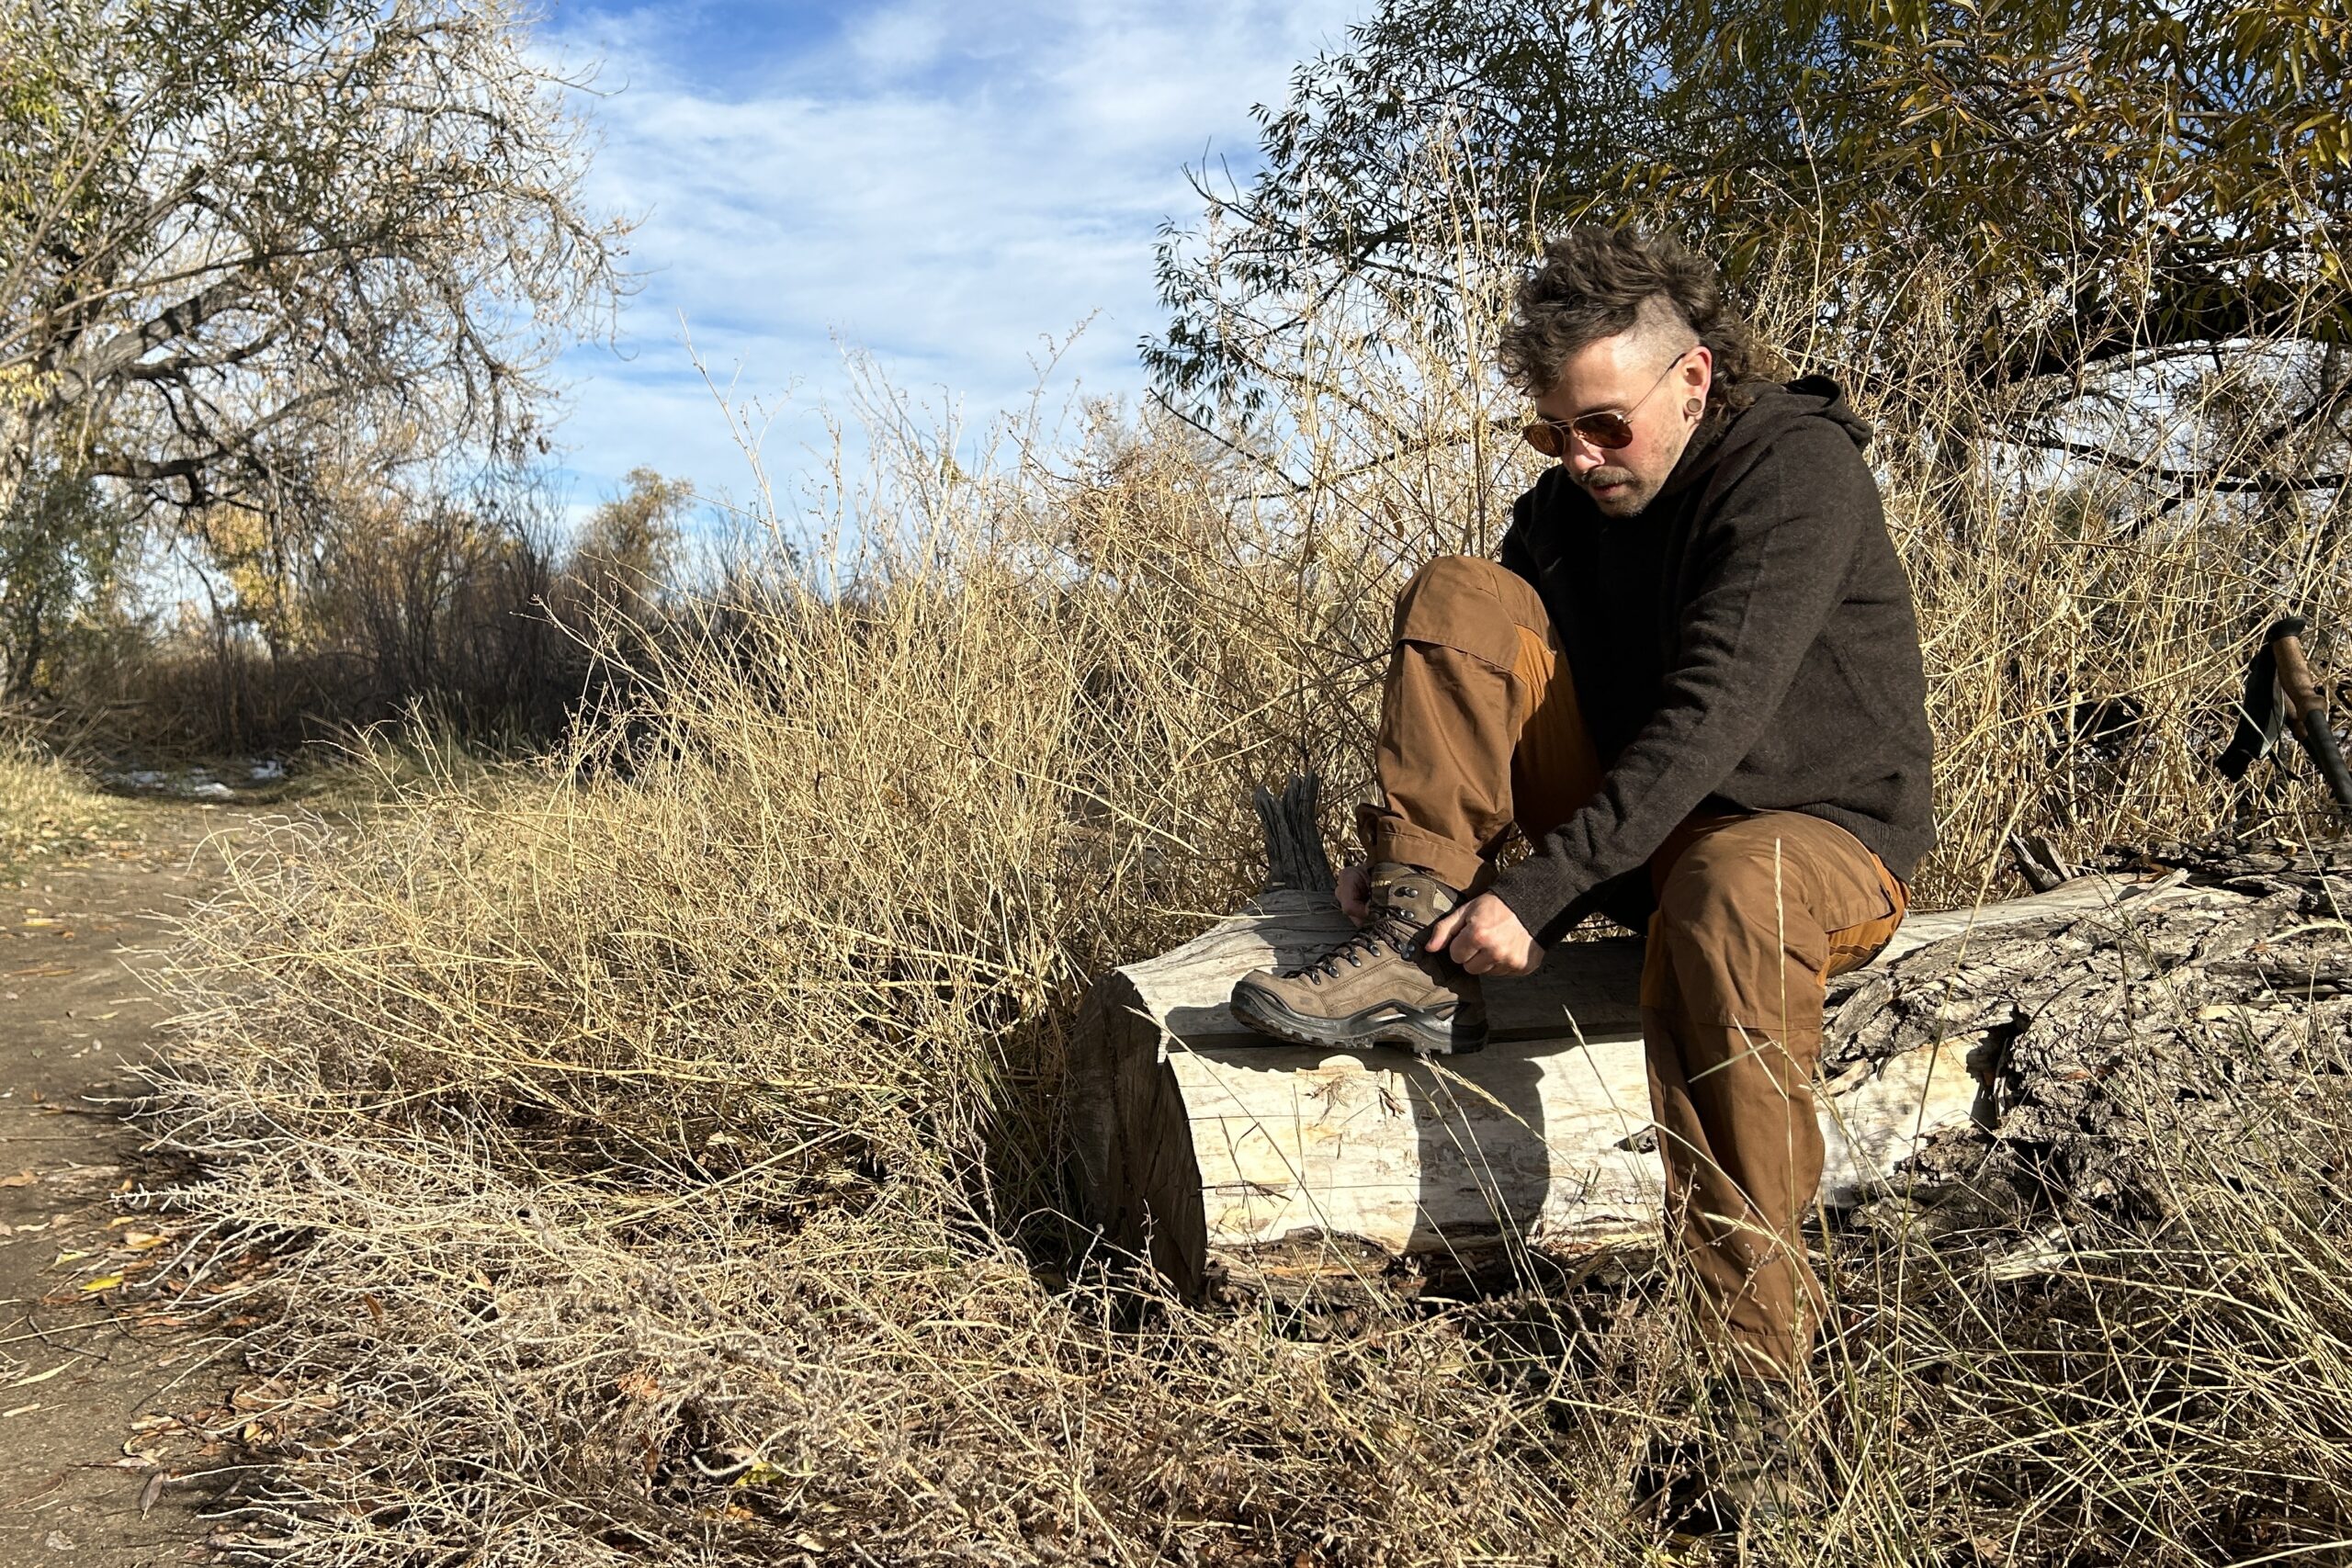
[1685,398,1703,417]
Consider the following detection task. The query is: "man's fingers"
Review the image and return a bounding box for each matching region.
[1427,897,1540,976]
[1418,896,1539,977]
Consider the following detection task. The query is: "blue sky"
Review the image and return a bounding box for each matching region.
[532,0,1363,525]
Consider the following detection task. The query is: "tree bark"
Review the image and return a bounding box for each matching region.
[0,406,31,527]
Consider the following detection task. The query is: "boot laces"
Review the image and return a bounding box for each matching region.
[1282,909,1416,981]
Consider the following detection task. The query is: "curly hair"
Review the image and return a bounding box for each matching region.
[1497,228,1780,404]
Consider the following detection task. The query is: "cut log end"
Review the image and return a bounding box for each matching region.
[1070,970,1207,1288]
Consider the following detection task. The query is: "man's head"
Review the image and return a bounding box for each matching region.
[1498,229,1766,518]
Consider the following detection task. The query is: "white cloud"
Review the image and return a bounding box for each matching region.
[535,0,1361,520]
[842,3,950,76]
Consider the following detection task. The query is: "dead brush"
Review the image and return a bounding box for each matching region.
[0,728,129,875]
[1813,1092,2352,1561]
[144,208,2352,1564]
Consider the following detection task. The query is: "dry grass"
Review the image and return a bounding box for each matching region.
[0,734,128,880]
[141,211,2352,1564]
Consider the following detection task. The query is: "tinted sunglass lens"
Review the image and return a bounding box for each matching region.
[1521,422,1563,457]
[1574,412,1634,449]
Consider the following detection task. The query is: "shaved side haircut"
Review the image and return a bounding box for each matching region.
[1498,228,1778,403]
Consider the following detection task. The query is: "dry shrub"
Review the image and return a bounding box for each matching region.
[155,400,1641,1562]
[0,728,127,877]
[150,210,2352,1562]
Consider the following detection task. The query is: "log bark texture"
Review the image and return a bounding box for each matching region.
[1069,860,2287,1299]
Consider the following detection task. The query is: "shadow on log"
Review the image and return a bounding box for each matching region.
[1068,782,2337,1303]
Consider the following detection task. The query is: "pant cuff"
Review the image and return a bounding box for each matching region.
[1363,819,1485,893]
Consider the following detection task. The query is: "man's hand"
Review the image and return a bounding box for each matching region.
[1423,892,1544,976]
[1336,863,1373,925]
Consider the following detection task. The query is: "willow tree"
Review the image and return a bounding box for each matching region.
[1148,0,2351,495]
[0,0,627,528]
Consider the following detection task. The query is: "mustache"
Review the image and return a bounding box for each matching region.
[1580,468,1636,488]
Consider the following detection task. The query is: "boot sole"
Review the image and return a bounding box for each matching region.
[1228,979,1487,1056]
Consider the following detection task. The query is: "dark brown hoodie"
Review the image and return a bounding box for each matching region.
[1490,376,1936,943]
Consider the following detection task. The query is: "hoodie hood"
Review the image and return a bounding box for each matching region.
[1654,375,1871,505]
[1748,374,1871,448]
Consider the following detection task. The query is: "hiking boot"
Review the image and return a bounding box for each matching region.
[1228,863,1487,1055]
[1632,1378,1819,1543]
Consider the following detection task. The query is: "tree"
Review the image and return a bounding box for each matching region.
[567,466,690,622]
[1149,0,2352,473]
[0,463,129,696]
[0,0,627,529]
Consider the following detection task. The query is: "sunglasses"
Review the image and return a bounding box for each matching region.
[1521,347,1693,457]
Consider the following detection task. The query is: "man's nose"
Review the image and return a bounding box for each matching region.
[1566,437,1610,473]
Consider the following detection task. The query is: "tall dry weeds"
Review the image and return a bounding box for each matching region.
[0,728,127,876]
[144,198,2352,1564]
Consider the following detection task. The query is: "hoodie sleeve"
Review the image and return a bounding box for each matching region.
[1488,419,1874,943]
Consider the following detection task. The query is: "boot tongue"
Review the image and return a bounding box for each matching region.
[1369,866,1459,929]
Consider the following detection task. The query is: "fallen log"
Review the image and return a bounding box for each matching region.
[1069,843,2273,1301]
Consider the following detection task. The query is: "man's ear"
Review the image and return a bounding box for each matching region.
[1684,344,1714,397]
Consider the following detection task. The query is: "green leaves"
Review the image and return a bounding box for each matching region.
[1148,0,2350,408]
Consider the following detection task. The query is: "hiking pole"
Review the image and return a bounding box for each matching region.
[2220,616,2352,819]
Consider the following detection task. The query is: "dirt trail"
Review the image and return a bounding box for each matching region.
[0,802,258,1566]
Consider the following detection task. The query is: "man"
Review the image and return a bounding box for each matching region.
[1227,228,1936,1534]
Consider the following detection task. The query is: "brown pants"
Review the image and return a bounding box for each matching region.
[1358,556,1907,1378]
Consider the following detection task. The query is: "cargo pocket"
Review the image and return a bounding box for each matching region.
[1819,857,1905,980]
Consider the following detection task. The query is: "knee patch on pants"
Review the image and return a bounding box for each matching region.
[1393,555,1539,671]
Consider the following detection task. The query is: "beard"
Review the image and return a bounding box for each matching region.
[1577,465,1656,516]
